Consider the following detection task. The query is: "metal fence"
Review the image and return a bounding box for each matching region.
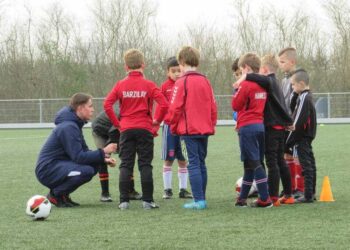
[0,93,350,128]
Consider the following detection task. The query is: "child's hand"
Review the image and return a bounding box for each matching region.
[232,74,246,89]
[286,125,295,131]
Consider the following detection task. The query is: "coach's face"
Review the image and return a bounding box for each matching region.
[77,98,94,121]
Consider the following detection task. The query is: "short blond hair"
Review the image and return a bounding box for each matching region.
[177,46,200,67]
[278,47,297,61]
[124,49,144,69]
[261,54,279,73]
[238,53,261,73]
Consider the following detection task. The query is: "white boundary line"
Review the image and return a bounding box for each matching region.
[0,118,349,129]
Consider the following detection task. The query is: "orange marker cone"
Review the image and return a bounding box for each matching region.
[319,176,335,202]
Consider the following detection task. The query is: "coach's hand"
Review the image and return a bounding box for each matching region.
[105,157,117,167]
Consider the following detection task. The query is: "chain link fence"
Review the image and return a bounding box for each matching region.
[0,93,349,127]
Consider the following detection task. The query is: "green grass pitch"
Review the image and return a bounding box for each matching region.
[0,125,349,249]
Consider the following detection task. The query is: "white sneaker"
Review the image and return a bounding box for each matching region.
[118,202,130,210]
[100,194,113,202]
[142,201,159,210]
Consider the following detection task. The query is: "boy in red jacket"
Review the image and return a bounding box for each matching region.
[154,57,192,200]
[232,53,272,208]
[104,49,168,210]
[166,46,217,210]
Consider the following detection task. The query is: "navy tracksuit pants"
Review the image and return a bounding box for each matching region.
[36,160,98,196]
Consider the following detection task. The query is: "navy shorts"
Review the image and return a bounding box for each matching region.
[161,124,186,161]
[238,123,265,162]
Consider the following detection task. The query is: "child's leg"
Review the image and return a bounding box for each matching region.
[183,137,204,202]
[136,130,154,202]
[276,131,292,197]
[119,131,137,203]
[175,136,189,191]
[284,154,296,191]
[162,125,175,191]
[198,137,208,199]
[163,161,173,190]
[294,157,305,193]
[98,164,109,195]
[239,163,254,201]
[296,140,314,200]
[265,128,281,201]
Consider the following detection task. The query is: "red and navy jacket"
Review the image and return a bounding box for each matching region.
[232,80,267,129]
[104,71,169,133]
[165,71,217,136]
[154,78,176,124]
[286,90,317,148]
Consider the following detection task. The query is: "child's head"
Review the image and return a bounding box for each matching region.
[291,69,309,94]
[278,47,297,74]
[259,54,279,75]
[177,46,200,71]
[231,58,242,80]
[124,49,145,71]
[238,53,261,74]
[166,56,181,81]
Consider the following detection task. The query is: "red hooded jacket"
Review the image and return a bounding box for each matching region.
[104,71,168,133]
[154,78,176,124]
[165,71,217,135]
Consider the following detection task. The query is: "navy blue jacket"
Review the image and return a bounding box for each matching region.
[36,106,105,175]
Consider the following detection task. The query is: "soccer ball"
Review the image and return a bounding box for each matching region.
[235,177,258,197]
[26,195,52,220]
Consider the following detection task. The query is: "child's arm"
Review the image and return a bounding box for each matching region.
[104,84,120,128]
[151,85,169,123]
[153,84,167,123]
[165,82,185,129]
[232,83,248,112]
[210,86,218,127]
[246,73,271,90]
[293,94,311,131]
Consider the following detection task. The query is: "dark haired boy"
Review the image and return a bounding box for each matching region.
[154,57,192,199]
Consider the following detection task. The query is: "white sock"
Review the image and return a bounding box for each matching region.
[178,167,188,190]
[163,166,172,190]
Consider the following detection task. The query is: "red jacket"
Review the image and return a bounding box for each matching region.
[154,78,175,124]
[104,71,168,133]
[165,71,217,135]
[232,80,267,129]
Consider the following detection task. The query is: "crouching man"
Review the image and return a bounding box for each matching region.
[35,93,117,207]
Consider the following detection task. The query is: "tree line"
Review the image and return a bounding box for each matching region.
[0,0,349,99]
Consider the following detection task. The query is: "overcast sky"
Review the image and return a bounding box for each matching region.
[2,0,328,36]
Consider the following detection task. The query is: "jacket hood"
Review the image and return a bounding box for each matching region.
[54,106,85,128]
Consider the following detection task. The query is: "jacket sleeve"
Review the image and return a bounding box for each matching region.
[58,123,105,165]
[210,86,217,127]
[232,83,248,111]
[293,95,311,132]
[246,73,271,90]
[151,84,169,123]
[104,83,120,128]
[165,81,185,130]
[153,84,167,122]
[290,92,299,113]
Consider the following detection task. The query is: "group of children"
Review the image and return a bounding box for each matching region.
[232,48,317,207]
[65,46,316,210]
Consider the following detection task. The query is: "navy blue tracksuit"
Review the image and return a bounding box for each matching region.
[35,106,105,196]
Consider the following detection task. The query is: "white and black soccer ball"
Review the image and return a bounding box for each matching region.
[235,177,258,197]
[26,195,52,220]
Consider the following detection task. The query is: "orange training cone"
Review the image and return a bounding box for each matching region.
[319,176,335,202]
